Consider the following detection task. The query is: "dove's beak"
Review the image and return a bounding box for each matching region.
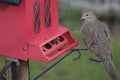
[80,17,85,21]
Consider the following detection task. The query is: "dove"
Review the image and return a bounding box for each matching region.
[80,10,117,80]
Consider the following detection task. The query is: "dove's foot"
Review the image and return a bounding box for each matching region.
[89,53,105,62]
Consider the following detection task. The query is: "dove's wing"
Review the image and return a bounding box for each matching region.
[80,21,112,55]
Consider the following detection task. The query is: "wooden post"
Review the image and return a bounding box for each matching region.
[6,60,29,80]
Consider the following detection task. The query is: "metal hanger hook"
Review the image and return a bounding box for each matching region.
[72,50,81,61]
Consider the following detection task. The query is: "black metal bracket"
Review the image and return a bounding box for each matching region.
[33,47,88,80]
[0,61,12,79]
[0,61,17,80]
[71,48,88,61]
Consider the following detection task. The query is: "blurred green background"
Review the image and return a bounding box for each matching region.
[0,0,120,80]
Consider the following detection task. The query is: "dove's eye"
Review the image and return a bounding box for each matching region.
[86,14,88,16]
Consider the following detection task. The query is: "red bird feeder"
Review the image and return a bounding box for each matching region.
[0,0,78,62]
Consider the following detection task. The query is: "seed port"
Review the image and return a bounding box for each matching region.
[51,40,58,45]
[57,36,64,42]
[44,43,52,49]
[42,47,46,52]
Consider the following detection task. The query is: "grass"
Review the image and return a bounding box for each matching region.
[0,7,120,80]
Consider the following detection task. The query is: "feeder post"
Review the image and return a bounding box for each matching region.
[6,60,30,80]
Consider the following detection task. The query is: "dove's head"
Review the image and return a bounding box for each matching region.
[81,10,97,22]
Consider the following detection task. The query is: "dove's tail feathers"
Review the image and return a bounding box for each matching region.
[103,57,117,80]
